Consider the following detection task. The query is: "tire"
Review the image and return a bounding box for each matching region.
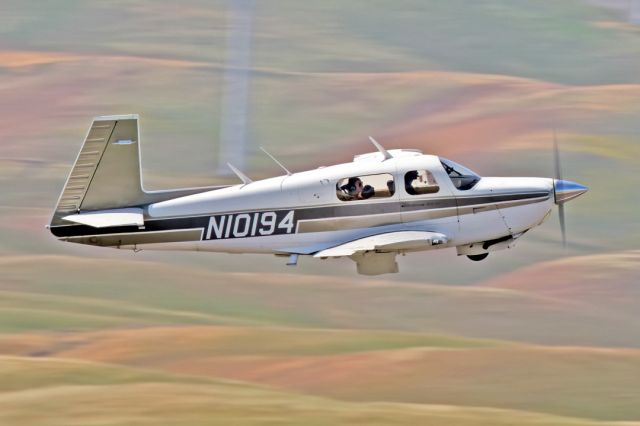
[467,253,489,262]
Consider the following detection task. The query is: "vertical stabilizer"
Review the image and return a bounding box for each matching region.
[50,115,145,226]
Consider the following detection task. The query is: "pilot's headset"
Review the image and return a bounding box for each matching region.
[342,177,361,194]
[406,170,419,182]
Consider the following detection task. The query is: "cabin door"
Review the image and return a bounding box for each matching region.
[399,168,458,226]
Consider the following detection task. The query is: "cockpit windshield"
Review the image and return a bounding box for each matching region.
[439,157,481,190]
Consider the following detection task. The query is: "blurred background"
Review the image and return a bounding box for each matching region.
[0,1,639,424]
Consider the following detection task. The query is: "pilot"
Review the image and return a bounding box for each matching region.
[405,170,419,195]
[340,177,374,200]
[350,177,363,197]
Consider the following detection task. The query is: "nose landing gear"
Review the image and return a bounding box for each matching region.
[467,253,489,261]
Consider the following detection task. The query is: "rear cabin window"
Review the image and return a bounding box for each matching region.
[404,170,440,195]
[336,173,395,201]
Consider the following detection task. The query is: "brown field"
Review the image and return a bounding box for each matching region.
[2,326,640,420]
[3,357,628,426]
[0,251,639,423]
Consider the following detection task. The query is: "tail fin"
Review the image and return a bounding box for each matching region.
[50,115,224,228]
[51,115,145,226]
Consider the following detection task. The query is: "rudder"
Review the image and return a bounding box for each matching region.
[51,115,145,226]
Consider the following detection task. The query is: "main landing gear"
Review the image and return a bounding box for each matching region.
[467,253,489,261]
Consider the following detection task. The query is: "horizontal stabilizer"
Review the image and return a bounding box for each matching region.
[62,208,144,228]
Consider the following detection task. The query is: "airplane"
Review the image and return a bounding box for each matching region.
[48,114,588,275]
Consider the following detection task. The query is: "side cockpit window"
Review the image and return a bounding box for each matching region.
[404,170,440,195]
[336,173,395,201]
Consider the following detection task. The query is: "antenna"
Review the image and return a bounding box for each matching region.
[368,136,393,161]
[227,163,253,185]
[260,147,292,176]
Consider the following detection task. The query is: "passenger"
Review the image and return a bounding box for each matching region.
[386,180,395,196]
[361,184,375,199]
[405,170,419,195]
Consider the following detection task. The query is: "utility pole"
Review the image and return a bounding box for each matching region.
[630,0,640,25]
[217,0,256,175]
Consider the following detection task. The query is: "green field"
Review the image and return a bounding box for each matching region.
[0,253,638,424]
[4,358,625,426]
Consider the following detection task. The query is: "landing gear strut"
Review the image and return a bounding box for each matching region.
[467,253,489,262]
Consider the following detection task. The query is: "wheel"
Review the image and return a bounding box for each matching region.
[467,253,489,262]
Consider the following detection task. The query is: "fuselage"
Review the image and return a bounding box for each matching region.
[52,149,555,256]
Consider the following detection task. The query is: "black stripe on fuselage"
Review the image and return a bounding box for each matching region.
[50,215,211,238]
[50,191,549,240]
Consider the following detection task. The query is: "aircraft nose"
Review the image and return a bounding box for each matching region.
[554,179,588,204]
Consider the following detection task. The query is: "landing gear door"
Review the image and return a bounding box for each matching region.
[400,168,458,225]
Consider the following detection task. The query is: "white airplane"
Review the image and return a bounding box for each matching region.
[48,115,588,275]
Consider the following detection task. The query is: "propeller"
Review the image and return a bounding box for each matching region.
[553,130,567,247]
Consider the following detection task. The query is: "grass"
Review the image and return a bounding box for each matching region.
[0,326,504,360]
[0,290,251,333]
[0,356,625,426]
[0,356,209,393]
[0,253,639,347]
[5,0,640,84]
[250,0,640,83]
[0,252,636,420]
[49,332,640,420]
[0,250,634,422]
[3,326,639,420]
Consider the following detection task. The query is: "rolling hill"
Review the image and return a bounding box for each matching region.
[0,251,639,421]
[0,358,622,426]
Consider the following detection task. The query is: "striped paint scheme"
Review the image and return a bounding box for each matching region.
[50,191,550,247]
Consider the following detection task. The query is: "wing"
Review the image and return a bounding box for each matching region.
[313,231,447,258]
[312,231,448,275]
